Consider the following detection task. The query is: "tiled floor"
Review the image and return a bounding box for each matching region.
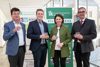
[0,40,97,67]
[0,38,48,67]
[0,38,75,67]
[0,45,9,67]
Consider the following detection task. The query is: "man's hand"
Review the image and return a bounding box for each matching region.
[57,43,64,48]
[40,34,49,39]
[45,35,49,39]
[13,26,21,32]
[74,34,83,39]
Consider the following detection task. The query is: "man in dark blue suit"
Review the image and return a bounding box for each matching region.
[27,9,49,67]
[3,8,26,67]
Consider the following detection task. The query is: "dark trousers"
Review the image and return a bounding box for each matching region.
[53,50,66,67]
[32,45,47,67]
[8,46,25,67]
[75,43,90,67]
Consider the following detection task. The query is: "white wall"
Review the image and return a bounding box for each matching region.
[0,9,8,47]
[88,6,98,26]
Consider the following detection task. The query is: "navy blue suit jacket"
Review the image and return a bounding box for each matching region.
[3,20,26,56]
[27,20,49,52]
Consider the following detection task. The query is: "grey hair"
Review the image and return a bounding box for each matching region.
[78,7,86,12]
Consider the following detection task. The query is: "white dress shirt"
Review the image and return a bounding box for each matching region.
[55,27,60,50]
[80,18,86,25]
[13,21,24,46]
[37,20,45,44]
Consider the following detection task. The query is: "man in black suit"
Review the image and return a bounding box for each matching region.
[27,9,49,67]
[71,7,97,67]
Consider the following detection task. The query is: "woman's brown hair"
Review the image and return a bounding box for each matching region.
[54,14,64,24]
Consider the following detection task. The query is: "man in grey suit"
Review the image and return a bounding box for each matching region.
[71,7,97,67]
[3,7,26,67]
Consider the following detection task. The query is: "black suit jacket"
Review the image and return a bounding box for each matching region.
[27,20,49,52]
[71,18,97,53]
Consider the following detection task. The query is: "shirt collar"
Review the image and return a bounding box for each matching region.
[80,18,86,22]
[37,19,43,24]
[13,21,20,24]
[56,24,62,28]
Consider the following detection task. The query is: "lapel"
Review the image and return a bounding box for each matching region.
[20,23,24,31]
[11,20,18,37]
[43,21,46,32]
[35,20,42,34]
[76,20,81,31]
[78,18,88,34]
[10,20,15,30]
[81,18,87,28]
[20,22,25,36]
[54,26,58,35]
[80,18,88,31]
[59,25,63,36]
[76,18,87,31]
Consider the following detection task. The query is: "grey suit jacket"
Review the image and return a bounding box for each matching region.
[71,18,97,53]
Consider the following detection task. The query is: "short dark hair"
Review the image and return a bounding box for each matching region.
[11,7,20,15]
[36,9,44,14]
[78,7,86,12]
[54,14,64,24]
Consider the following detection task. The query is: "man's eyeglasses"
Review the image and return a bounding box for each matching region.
[78,11,85,13]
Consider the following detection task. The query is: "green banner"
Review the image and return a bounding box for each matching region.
[46,8,72,19]
[46,7,73,67]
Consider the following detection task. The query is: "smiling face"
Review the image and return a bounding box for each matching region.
[36,11,44,22]
[78,8,87,20]
[11,11,20,21]
[55,16,63,26]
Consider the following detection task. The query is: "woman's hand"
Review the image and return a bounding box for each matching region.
[57,43,64,48]
[51,35,57,41]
